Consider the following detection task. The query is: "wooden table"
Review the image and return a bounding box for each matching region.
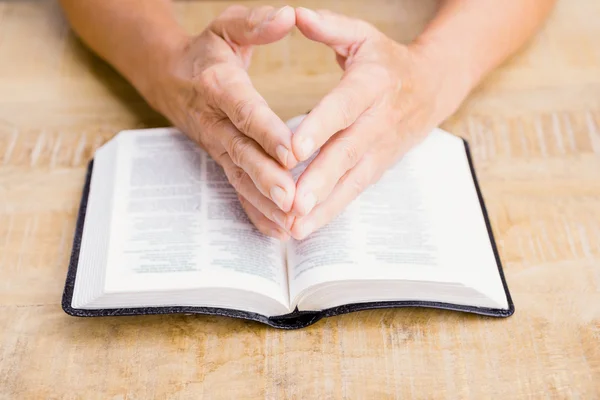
[1,0,599,398]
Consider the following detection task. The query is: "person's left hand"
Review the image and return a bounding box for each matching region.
[288,8,474,240]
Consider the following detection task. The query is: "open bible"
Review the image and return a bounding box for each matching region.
[63,116,514,329]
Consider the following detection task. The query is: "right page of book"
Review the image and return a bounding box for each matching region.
[286,129,508,311]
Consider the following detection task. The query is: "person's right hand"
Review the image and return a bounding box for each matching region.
[148,5,297,240]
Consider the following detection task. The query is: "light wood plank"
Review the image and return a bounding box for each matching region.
[0,0,599,398]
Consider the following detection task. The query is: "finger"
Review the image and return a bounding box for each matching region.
[291,113,380,216]
[214,69,298,168]
[290,155,378,240]
[295,8,375,51]
[292,66,380,161]
[211,5,296,47]
[215,118,295,212]
[220,154,294,231]
[292,8,381,161]
[238,194,290,241]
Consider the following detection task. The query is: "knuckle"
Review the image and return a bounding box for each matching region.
[196,65,226,102]
[244,5,273,32]
[197,64,220,88]
[227,166,247,190]
[337,138,359,166]
[328,91,359,128]
[349,175,368,197]
[332,101,352,128]
[227,134,251,166]
[232,98,261,134]
[196,109,216,131]
[251,163,267,188]
[245,9,261,32]
[196,64,240,96]
[338,104,354,128]
[248,158,272,193]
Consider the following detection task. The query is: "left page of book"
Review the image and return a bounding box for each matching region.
[74,128,290,315]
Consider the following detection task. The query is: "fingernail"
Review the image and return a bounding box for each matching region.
[275,145,289,167]
[297,136,314,160]
[272,210,287,229]
[300,192,317,215]
[268,5,290,21]
[270,185,287,210]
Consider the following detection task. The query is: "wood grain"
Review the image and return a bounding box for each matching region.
[0,0,599,398]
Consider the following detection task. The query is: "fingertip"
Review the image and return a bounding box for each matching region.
[285,151,299,170]
[294,7,322,39]
[284,181,297,212]
[298,192,317,216]
[292,133,315,161]
[290,196,304,217]
[270,185,286,212]
[271,209,287,229]
[267,113,297,169]
[290,219,314,241]
[275,145,289,167]
[291,113,320,161]
[275,5,296,24]
[260,5,296,39]
[295,7,320,23]
[270,181,295,213]
[295,7,372,47]
[275,144,299,169]
[282,194,294,213]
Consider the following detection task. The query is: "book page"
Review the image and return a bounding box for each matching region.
[102,129,289,308]
[286,137,450,305]
[287,129,507,309]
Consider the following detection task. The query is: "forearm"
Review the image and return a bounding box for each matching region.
[414,0,556,92]
[59,0,188,103]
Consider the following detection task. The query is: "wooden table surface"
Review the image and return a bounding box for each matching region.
[1,0,599,398]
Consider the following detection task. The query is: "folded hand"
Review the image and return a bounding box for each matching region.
[154,6,299,239]
[288,8,469,240]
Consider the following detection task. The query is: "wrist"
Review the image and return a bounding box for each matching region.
[413,35,478,90]
[408,36,478,121]
[129,28,191,115]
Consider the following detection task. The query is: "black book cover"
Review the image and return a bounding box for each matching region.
[62,139,515,329]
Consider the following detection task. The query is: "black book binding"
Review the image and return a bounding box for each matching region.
[62,139,515,329]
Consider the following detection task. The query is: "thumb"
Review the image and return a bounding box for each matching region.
[295,8,376,53]
[210,5,296,47]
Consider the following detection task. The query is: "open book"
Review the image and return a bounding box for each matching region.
[62,116,514,329]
